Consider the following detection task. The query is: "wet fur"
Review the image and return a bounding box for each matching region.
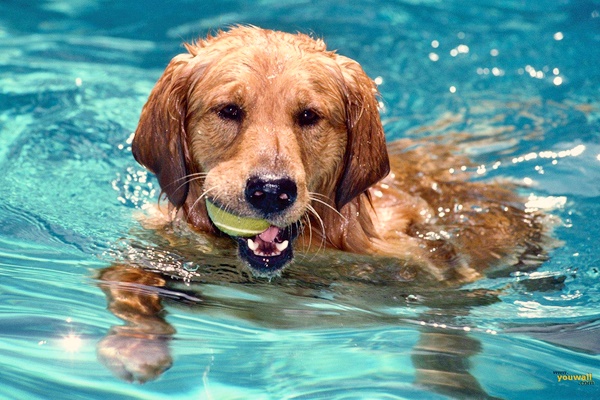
[131,26,547,283]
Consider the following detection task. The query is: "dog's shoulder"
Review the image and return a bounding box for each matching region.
[366,139,551,284]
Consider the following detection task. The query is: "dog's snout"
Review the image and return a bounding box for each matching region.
[245,177,297,216]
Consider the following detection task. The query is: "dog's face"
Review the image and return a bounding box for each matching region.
[132,27,389,276]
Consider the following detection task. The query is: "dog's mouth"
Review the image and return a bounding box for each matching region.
[205,199,300,276]
[235,225,297,277]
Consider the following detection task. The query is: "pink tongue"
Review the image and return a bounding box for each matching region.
[258,226,280,243]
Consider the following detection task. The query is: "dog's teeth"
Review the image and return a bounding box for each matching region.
[275,240,289,252]
[247,238,259,251]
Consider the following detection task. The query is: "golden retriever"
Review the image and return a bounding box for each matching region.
[97,26,554,393]
[131,25,546,283]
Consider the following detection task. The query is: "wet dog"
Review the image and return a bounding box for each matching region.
[130,26,546,282]
[98,27,552,395]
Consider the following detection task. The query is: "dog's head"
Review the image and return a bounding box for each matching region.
[132,26,389,276]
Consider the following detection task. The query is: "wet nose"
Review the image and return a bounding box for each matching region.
[245,177,297,216]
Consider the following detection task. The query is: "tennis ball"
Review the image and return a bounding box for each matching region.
[205,199,270,237]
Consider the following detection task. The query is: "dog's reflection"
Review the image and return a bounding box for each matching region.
[97,262,504,398]
[412,331,499,399]
[97,266,175,383]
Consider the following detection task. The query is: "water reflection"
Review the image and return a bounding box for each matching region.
[97,232,520,398]
[97,265,175,383]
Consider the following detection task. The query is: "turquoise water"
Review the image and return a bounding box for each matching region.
[1,1,599,399]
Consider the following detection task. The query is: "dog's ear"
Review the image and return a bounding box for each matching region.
[335,57,390,210]
[132,54,196,208]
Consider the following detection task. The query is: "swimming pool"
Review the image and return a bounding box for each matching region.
[1,0,599,398]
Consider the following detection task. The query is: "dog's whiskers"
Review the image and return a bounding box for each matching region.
[295,215,319,264]
[309,193,346,221]
[299,201,328,258]
[297,214,313,255]
[160,172,209,205]
[188,184,222,216]
[176,172,209,188]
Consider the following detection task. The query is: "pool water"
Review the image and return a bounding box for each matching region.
[1,0,599,399]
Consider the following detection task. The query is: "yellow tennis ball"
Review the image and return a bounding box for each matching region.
[205,200,270,237]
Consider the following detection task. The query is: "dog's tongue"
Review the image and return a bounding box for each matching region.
[258,226,280,243]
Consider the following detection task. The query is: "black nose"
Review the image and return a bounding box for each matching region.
[245,177,297,216]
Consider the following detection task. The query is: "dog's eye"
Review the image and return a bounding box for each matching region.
[218,104,244,122]
[296,109,321,127]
